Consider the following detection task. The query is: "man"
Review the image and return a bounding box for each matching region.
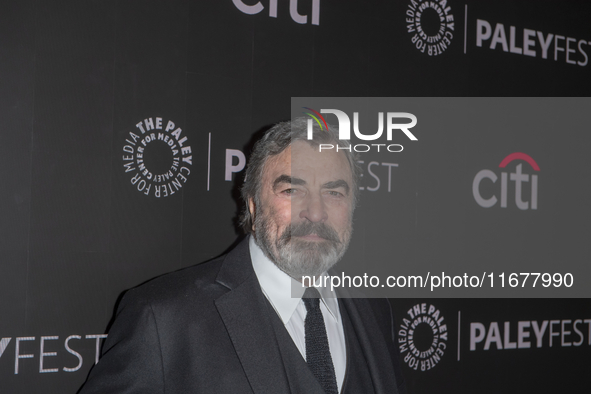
[80,118,406,394]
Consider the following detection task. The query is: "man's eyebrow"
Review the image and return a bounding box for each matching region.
[322,179,350,195]
[273,175,306,190]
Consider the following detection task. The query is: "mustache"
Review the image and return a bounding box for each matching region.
[279,221,341,244]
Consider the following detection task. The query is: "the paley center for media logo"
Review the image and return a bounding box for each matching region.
[472,152,539,210]
[122,117,193,198]
[406,0,455,56]
[302,107,418,153]
[398,303,448,371]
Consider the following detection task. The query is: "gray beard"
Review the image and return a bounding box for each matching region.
[254,208,351,279]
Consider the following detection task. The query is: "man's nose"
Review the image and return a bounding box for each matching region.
[299,193,328,222]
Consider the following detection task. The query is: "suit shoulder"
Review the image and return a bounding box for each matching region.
[124,255,227,308]
[366,298,394,321]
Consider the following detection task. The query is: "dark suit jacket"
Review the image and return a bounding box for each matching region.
[79,238,406,394]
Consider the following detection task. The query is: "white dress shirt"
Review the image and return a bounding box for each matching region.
[249,236,347,392]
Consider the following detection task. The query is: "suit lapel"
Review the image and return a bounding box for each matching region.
[340,298,400,394]
[214,238,291,394]
[266,301,326,394]
[213,239,401,394]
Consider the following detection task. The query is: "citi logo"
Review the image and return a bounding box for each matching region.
[232,0,320,25]
[303,107,418,153]
[472,152,539,210]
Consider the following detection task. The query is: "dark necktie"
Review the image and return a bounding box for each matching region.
[302,287,339,394]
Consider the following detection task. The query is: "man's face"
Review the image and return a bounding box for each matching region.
[250,140,354,280]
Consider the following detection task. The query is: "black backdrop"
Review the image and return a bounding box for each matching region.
[1,0,590,393]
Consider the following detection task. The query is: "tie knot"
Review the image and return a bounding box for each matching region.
[302,287,321,310]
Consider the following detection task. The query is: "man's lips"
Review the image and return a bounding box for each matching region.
[281,222,341,244]
[296,233,328,241]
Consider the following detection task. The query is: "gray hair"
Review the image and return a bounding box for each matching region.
[240,117,361,233]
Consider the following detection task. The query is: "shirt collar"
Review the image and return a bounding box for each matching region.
[249,235,340,324]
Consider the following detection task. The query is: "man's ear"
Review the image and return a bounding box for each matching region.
[248,198,256,232]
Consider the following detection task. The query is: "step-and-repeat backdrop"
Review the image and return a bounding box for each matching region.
[1,1,589,393]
